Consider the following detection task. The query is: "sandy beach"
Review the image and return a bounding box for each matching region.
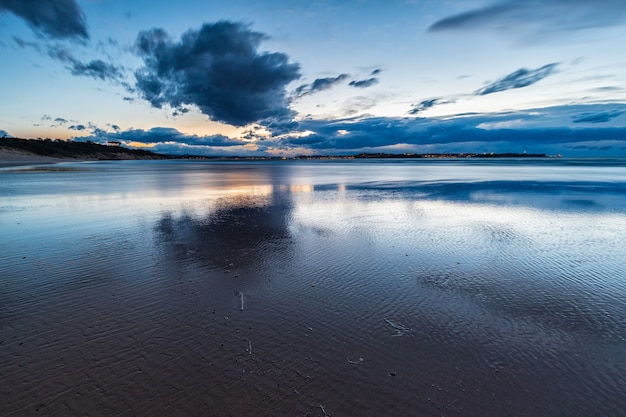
[1,159,625,416]
[0,148,77,168]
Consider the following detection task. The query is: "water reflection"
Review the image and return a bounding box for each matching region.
[145,162,626,342]
[154,193,293,271]
[143,163,626,417]
[2,159,626,417]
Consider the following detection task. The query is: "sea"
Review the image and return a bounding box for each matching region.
[1,158,625,416]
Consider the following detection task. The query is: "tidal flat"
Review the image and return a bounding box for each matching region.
[1,158,625,416]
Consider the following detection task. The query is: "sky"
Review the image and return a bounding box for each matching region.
[1,0,626,157]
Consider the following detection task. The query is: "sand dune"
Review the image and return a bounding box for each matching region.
[0,148,76,167]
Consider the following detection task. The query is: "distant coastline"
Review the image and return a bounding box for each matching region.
[169,151,550,160]
[302,152,549,159]
[1,136,549,165]
[0,137,169,162]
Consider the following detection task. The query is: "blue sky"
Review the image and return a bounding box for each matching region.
[1,0,626,156]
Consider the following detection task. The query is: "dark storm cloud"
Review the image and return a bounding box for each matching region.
[48,46,123,81]
[349,77,379,88]
[64,104,626,157]
[428,0,626,34]
[134,21,301,127]
[0,0,88,40]
[293,74,349,97]
[474,63,558,95]
[278,105,626,155]
[282,117,480,150]
[572,110,625,123]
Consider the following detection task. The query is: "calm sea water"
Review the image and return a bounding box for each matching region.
[1,158,625,416]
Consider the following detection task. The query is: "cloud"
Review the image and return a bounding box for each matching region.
[79,127,242,147]
[293,74,349,97]
[475,63,558,95]
[0,129,11,137]
[428,0,626,34]
[276,104,626,156]
[349,77,378,88]
[11,33,125,85]
[12,35,41,51]
[48,46,123,81]
[49,117,69,128]
[66,104,626,157]
[340,96,379,117]
[134,21,301,127]
[171,107,191,117]
[409,97,455,115]
[68,124,86,131]
[429,2,525,32]
[0,0,88,40]
[406,64,557,115]
[75,126,255,156]
[69,59,122,81]
[572,110,625,123]
[593,86,623,93]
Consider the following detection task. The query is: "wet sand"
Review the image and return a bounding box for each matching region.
[1,160,625,416]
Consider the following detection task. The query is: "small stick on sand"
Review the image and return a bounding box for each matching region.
[239,292,244,311]
[384,318,410,336]
[248,340,252,355]
[319,404,329,417]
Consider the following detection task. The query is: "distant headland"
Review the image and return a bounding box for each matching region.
[0,137,169,161]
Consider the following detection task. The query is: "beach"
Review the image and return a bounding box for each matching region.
[0,148,77,168]
[1,159,625,416]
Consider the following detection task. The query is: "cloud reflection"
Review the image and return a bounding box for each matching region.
[154,191,294,272]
